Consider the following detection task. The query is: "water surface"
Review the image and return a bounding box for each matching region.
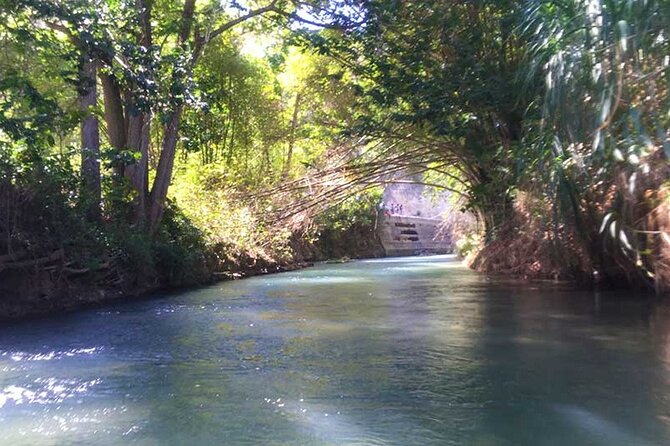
[1,255,670,445]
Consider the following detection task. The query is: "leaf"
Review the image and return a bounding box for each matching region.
[617,20,629,53]
[600,96,612,126]
[618,229,633,252]
[592,130,602,153]
[610,219,617,239]
[629,172,637,195]
[599,212,614,234]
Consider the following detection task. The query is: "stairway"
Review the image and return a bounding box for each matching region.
[377,214,452,256]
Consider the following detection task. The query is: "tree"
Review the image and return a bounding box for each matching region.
[527,0,670,289]
[297,0,534,233]
[12,0,285,232]
[79,53,101,219]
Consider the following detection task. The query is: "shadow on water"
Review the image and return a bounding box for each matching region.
[468,284,670,445]
[1,255,670,445]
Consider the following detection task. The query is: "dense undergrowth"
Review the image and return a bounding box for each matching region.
[0,144,383,318]
[0,150,203,309]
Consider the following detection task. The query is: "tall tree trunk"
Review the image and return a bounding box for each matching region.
[100,73,126,151]
[146,0,194,232]
[226,118,236,166]
[125,112,150,222]
[80,57,101,220]
[145,0,276,232]
[282,91,302,180]
[125,0,153,224]
[148,107,182,233]
[98,0,153,224]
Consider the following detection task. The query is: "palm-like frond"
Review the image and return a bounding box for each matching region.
[527,0,670,289]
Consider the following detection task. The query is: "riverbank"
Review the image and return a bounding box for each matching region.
[0,255,315,322]
[0,221,386,321]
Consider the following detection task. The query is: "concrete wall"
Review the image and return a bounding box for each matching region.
[377,214,452,257]
[381,181,452,219]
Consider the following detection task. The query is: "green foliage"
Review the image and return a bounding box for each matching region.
[0,18,79,149]
[310,188,384,260]
[525,0,670,285]
[180,38,284,179]
[315,189,382,233]
[455,233,482,260]
[1,0,668,296]
[0,144,101,264]
[298,0,535,233]
[150,202,209,285]
[0,0,366,297]
[170,160,294,263]
[0,142,209,287]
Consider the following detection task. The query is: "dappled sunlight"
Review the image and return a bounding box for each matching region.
[361,255,458,264]
[259,275,372,286]
[0,377,101,408]
[379,264,458,274]
[0,402,146,443]
[0,347,102,363]
[273,398,388,445]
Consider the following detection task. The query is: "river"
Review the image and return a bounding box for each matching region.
[1,255,670,445]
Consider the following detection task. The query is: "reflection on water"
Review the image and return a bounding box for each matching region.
[1,255,670,445]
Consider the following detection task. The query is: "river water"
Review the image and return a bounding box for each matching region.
[1,255,670,445]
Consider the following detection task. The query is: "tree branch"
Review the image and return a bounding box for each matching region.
[44,20,81,47]
[207,0,280,43]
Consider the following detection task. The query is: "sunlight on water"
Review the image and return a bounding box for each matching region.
[0,378,101,408]
[360,254,456,264]
[1,255,670,445]
[266,275,372,285]
[1,347,101,363]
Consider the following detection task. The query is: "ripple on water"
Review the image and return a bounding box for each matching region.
[0,255,669,445]
[1,347,102,362]
[0,377,101,408]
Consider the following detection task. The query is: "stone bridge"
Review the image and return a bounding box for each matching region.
[377,214,452,257]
